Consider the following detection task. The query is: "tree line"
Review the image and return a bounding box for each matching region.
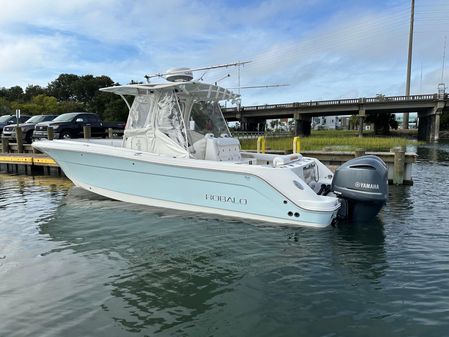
[0,74,131,121]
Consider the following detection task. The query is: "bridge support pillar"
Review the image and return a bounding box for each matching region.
[418,102,443,142]
[417,112,429,141]
[358,117,365,137]
[240,117,266,132]
[357,107,366,138]
[430,112,441,142]
[294,114,311,137]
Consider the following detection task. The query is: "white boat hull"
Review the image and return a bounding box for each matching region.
[33,140,340,228]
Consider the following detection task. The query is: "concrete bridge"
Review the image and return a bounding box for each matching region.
[222,92,449,141]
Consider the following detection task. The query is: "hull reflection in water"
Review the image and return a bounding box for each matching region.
[38,188,265,335]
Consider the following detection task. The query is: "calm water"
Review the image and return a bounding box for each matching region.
[1,143,449,337]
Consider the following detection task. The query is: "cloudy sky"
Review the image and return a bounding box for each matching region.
[1,0,448,105]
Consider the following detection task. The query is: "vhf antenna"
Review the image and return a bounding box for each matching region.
[144,61,252,83]
[227,84,290,90]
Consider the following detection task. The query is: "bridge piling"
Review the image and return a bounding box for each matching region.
[357,107,366,138]
[358,117,365,137]
[430,113,441,142]
[294,114,311,137]
[418,103,443,142]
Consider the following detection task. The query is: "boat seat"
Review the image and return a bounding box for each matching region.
[204,135,241,161]
[191,137,207,160]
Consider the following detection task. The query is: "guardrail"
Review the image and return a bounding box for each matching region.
[222,93,448,112]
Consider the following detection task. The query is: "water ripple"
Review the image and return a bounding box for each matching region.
[1,143,449,336]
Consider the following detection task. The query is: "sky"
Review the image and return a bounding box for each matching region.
[1,0,449,106]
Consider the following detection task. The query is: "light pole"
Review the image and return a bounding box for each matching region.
[403,0,415,129]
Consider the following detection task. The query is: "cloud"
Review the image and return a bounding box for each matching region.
[0,0,448,104]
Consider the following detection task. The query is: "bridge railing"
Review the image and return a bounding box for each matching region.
[222,93,447,113]
[231,131,293,139]
[364,94,436,103]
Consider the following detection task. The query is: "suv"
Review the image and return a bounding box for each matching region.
[33,112,106,140]
[2,115,57,143]
[0,114,31,136]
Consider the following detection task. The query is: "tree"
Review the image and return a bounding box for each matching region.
[365,113,398,135]
[58,100,86,114]
[1,73,127,120]
[269,119,280,130]
[102,96,131,122]
[24,85,46,101]
[47,74,80,101]
[3,86,24,101]
[11,94,58,115]
[349,115,359,130]
[46,73,121,118]
[0,97,12,114]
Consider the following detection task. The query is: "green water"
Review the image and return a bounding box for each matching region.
[1,143,449,336]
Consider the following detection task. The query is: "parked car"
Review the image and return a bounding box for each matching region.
[0,114,31,136]
[2,114,57,143]
[33,112,125,140]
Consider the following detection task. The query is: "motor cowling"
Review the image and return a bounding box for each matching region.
[332,155,388,222]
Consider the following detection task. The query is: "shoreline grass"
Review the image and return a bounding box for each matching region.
[239,130,421,152]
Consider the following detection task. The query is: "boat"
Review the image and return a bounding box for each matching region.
[33,67,388,228]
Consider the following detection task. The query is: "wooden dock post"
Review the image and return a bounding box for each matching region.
[393,147,405,185]
[1,137,9,153]
[83,126,91,139]
[108,127,113,139]
[47,127,54,140]
[354,148,365,157]
[15,127,24,153]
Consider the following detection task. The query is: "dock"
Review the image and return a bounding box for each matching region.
[0,145,416,185]
[0,126,118,176]
[0,153,62,176]
[301,149,416,185]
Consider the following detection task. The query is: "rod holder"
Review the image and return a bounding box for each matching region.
[257,136,266,153]
[293,136,301,153]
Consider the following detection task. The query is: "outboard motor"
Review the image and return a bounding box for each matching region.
[332,155,388,222]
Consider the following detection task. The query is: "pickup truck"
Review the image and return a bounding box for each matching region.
[2,114,57,143]
[32,112,125,140]
[0,114,31,136]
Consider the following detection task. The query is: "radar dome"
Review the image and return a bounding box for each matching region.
[165,67,194,82]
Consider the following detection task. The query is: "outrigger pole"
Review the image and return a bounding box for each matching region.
[144,61,252,83]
